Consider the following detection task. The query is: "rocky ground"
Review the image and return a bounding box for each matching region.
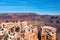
[0,13,59,40]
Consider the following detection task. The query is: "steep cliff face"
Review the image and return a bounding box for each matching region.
[0,13,59,40]
[0,13,59,32]
[0,21,39,40]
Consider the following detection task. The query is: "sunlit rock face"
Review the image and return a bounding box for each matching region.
[0,21,56,40]
[41,26,56,40]
[0,21,38,40]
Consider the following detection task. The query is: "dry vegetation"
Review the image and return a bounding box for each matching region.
[0,13,60,40]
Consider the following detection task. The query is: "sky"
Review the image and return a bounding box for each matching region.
[0,0,60,15]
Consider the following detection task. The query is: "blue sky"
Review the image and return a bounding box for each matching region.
[0,0,60,15]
